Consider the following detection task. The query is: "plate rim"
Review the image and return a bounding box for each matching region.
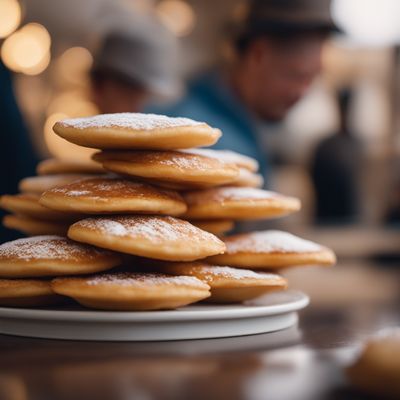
[0,290,309,322]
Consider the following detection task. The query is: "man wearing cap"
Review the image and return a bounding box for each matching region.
[91,19,179,114]
[150,0,337,179]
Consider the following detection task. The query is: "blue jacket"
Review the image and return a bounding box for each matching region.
[148,72,267,175]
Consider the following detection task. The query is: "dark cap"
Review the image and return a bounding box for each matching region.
[232,0,339,41]
[91,19,179,98]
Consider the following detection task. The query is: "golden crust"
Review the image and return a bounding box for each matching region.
[0,278,60,307]
[68,215,226,261]
[37,158,105,175]
[51,272,211,310]
[208,250,336,269]
[0,193,79,221]
[182,187,301,220]
[232,168,264,188]
[151,262,288,303]
[0,235,121,278]
[207,230,336,269]
[54,122,221,150]
[183,149,259,172]
[190,219,234,235]
[19,174,94,194]
[39,177,187,215]
[3,214,70,236]
[93,150,239,189]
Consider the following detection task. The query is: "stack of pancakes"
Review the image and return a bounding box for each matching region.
[0,113,335,310]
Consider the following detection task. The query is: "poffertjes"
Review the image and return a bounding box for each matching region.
[68,215,226,261]
[51,272,211,310]
[182,187,301,220]
[40,177,187,215]
[0,278,60,307]
[93,150,239,189]
[0,235,121,278]
[208,230,336,269]
[151,262,288,303]
[53,113,221,150]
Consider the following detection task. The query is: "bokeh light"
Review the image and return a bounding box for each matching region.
[0,23,51,75]
[0,0,21,38]
[56,47,93,86]
[44,112,96,161]
[332,0,400,46]
[156,0,196,37]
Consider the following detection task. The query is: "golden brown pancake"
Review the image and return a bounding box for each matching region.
[185,149,259,172]
[53,113,221,150]
[232,168,264,188]
[68,215,226,261]
[51,272,211,310]
[208,230,336,269]
[0,235,121,278]
[37,158,105,175]
[0,278,60,307]
[3,214,70,236]
[93,150,239,189]
[39,177,187,215]
[152,262,288,303]
[182,187,301,220]
[347,329,400,399]
[190,220,234,235]
[0,193,79,221]
[19,174,93,195]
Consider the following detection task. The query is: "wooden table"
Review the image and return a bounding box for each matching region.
[0,261,399,400]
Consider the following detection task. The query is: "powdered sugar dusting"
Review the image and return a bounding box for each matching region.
[185,187,283,205]
[74,216,222,245]
[185,149,259,171]
[85,272,208,288]
[49,177,182,201]
[193,265,284,281]
[0,235,114,262]
[225,231,324,254]
[58,113,205,130]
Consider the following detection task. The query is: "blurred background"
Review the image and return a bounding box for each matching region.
[0,0,399,304]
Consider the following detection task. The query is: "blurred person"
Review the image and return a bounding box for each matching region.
[0,61,38,242]
[90,21,179,114]
[310,89,362,225]
[149,0,338,179]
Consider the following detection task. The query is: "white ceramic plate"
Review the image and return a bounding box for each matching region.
[0,290,309,341]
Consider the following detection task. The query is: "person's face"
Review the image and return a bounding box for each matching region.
[92,78,148,114]
[245,32,327,121]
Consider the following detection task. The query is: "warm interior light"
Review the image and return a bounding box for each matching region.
[156,0,196,37]
[332,0,400,46]
[44,113,96,161]
[0,0,21,38]
[0,23,51,75]
[56,47,93,85]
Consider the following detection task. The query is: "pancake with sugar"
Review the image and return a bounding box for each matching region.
[51,272,211,310]
[37,158,105,175]
[40,177,187,215]
[53,113,221,150]
[152,262,288,303]
[68,215,226,261]
[0,235,121,278]
[182,187,301,220]
[93,150,239,190]
[208,230,336,269]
